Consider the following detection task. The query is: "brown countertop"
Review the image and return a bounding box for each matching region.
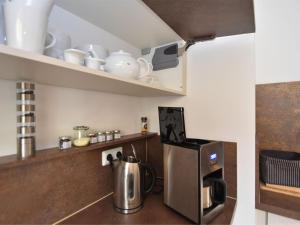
[60,194,236,225]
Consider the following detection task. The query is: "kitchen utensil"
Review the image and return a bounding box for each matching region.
[88,132,98,144]
[131,144,138,160]
[104,50,153,79]
[64,49,86,65]
[17,104,35,112]
[76,44,108,60]
[85,57,105,70]
[17,113,35,123]
[17,126,35,135]
[203,178,227,210]
[113,130,121,139]
[45,27,71,59]
[3,0,55,54]
[113,156,156,214]
[59,136,72,150]
[17,136,35,159]
[73,126,90,147]
[97,132,106,143]
[105,131,113,141]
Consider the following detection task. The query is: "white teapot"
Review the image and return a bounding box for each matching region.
[104,50,153,79]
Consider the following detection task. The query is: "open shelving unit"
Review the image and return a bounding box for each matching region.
[0,45,186,97]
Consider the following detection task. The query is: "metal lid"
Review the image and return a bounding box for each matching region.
[88,132,97,137]
[105,131,112,134]
[113,130,121,133]
[59,136,72,141]
[73,126,89,130]
[97,131,105,135]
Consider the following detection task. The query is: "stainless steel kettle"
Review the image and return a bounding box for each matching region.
[113,155,156,214]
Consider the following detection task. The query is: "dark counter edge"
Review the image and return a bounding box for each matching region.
[0,132,157,170]
[59,194,237,225]
[256,196,300,221]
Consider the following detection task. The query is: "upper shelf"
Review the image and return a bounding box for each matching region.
[142,0,256,41]
[55,0,182,49]
[0,45,185,97]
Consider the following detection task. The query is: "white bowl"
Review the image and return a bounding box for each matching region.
[85,57,105,70]
[76,44,108,60]
[64,49,86,65]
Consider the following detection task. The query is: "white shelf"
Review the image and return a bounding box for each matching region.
[0,45,185,97]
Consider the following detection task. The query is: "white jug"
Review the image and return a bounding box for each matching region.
[3,0,55,54]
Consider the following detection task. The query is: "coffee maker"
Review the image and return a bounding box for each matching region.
[159,107,227,224]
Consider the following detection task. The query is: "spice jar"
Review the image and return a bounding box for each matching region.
[73,126,90,147]
[97,132,106,143]
[113,130,121,139]
[88,132,98,144]
[59,136,72,150]
[141,117,148,134]
[105,131,113,141]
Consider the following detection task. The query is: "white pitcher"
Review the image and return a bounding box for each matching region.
[3,0,55,54]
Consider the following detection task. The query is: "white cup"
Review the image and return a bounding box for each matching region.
[85,57,105,70]
[64,49,86,65]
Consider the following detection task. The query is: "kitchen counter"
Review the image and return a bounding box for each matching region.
[59,194,236,225]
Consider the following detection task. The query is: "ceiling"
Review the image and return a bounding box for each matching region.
[55,0,182,49]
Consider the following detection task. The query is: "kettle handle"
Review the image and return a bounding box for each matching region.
[141,163,156,195]
[209,178,227,205]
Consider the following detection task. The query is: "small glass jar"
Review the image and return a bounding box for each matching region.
[97,132,106,143]
[59,136,72,150]
[88,132,98,144]
[113,130,121,139]
[73,126,89,139]
[105,131,113,141]
[73,126,90,147]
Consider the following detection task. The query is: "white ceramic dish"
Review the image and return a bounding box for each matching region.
[85,57,105,70]
[76,44,108,60]
[105,50,153,79]
[64,49,86,65]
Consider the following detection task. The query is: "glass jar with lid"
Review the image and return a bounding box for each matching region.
[88,132,98,144]
[97,131,106,143]
[73,126,90,147]
[105,131,113,141]
[113,130,121,139]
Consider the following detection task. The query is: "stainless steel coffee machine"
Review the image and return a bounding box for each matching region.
[159,107,227,224]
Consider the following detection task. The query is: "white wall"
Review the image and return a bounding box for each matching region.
[255,0,300,84]
[140,34,256,225]
[49,6,141,57]
[255,0,300,224]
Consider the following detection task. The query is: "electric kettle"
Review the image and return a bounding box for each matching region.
[113,155,156,214]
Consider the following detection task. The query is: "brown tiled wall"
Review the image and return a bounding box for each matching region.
[256,81,300,220]
[0,139,146,224]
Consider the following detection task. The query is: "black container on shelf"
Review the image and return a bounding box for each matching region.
[260,150,300,188]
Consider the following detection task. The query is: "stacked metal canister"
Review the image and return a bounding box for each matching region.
[16,81,36,159]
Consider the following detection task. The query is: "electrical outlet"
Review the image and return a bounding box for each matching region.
[101,147,123,166]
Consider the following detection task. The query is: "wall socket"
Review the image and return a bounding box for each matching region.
[101,147,123,166]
